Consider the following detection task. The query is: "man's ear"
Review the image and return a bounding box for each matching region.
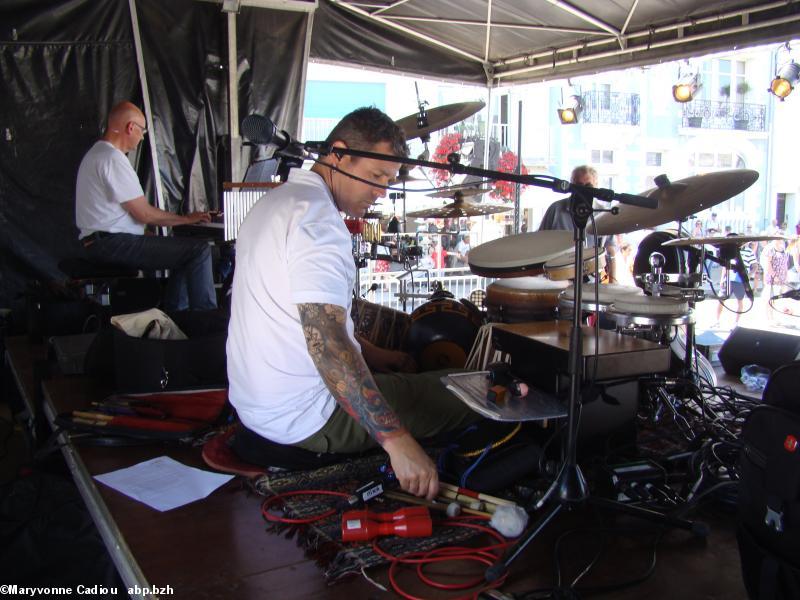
[329,140,347,163]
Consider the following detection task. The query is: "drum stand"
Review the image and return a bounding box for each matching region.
[486,189,708,583]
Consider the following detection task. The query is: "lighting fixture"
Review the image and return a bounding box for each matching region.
[672,73,701,103]
[557,95,582,124]
[769,61,800,101]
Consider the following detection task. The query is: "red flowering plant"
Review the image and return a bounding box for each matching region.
[431,132,462,187]
[491,150,528,201]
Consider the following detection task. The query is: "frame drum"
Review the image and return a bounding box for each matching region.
[544,247,606,281]
[485,277,569,323]
[405,298,483,371]
[468,231,573,278]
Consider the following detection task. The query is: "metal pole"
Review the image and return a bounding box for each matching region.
[514,99,522,233]
[128,0,167,219]
[227,12,241,183]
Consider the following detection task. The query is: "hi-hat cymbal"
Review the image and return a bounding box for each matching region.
[427,185,493,199]
[391,171,424,184]
[395,101,485,140]
[662,234,787,247]
[407,199,511,219]
[589,169,759,236]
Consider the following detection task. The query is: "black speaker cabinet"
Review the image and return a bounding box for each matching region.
[718,326,800,375]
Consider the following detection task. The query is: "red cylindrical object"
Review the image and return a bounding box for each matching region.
[346,506,429,523]
[341,509,432,542]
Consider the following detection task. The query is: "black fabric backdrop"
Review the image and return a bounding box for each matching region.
[0,0,308,313]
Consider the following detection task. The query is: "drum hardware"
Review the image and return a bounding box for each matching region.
[426,185,493,199]
[487,181,706,585]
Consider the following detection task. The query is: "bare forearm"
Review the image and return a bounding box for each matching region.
[298,303,404,444]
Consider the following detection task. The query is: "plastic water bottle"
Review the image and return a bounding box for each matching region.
[741,364,770,392]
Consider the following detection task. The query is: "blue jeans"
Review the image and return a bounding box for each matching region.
[85,233,217,311]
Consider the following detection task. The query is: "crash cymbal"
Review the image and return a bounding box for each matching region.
[662,234,787,247]
[427,185,493,199]
[589,169,759,236]
[395,101,485,140]
[407,199,511,219]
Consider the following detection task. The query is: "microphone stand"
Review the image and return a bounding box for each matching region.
[283,141,708,581]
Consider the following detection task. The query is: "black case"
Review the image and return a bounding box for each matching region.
[85,310,229,393]
[737,363,800,599]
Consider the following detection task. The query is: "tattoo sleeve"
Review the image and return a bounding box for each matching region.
[297,303,404,443]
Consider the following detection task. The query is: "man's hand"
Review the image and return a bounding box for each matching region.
[369,347,417,373]
[185,211,211,224]
[383,433,439,500]
[357,335,417,373]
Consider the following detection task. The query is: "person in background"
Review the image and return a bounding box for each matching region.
[714,233,754,328]
[706,212,720,235]
[75,101,217,311]
[455,234,471,267]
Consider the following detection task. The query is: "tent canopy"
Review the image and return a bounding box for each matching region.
[316,1,800,85]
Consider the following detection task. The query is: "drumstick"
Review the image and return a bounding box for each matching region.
[439,482,517,508]
[384,490,492,518]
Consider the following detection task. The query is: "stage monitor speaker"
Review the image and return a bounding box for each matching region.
[718,326,800,375]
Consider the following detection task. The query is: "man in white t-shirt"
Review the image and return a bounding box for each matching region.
[455,234,471,266]
[227,108,480,500]
[75,101,216,311]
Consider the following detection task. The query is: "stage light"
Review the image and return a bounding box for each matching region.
[557,95,582,124]
[769,61,800,101]
[672,74,701,103]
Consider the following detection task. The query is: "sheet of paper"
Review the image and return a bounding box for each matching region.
[94,456,234,512]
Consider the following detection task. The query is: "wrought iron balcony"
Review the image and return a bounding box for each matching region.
[581,91,640,126]
[681,100,766,132]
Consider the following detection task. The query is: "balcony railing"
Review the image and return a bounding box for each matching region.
[681,100,766,132]
[581,91,640,126]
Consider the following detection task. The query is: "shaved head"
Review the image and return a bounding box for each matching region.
[107,101,143,131]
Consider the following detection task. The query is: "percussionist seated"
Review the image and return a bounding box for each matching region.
[226,108,482,500]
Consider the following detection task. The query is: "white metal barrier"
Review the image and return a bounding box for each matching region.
[358,266,493,313]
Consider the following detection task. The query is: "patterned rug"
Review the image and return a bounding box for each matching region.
[252,453,482,582]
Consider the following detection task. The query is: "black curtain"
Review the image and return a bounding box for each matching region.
[0,0,139,310]
[0,0,309,313]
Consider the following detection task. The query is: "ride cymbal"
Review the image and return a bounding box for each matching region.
[395,101,485,140]
[589,169,759,235]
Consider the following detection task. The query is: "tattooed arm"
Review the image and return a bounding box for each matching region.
[298,303,438,499]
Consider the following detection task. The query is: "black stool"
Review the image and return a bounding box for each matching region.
[58,258,160,314]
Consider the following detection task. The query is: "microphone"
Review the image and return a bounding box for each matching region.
[770,289,800,301]
[241,114,289,147]
[241,114,305,158]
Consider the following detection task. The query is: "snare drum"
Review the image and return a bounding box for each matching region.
[485,277,569,323]
[558,283,643,317]
[608,294,693,328]
[544,247,606,281]
[405,298,483,372]
[468,231,573,278]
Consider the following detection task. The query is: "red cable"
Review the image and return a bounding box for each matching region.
[375,518,512,599]
[262,491,515,597]
[260,489,349,524]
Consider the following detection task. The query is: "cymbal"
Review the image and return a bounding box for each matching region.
[389,165,425,185]
[395,101,485,140]
[427,185,493,199]
[663,234,787,247]
[589,169,759,236]
[407,199,511,219]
